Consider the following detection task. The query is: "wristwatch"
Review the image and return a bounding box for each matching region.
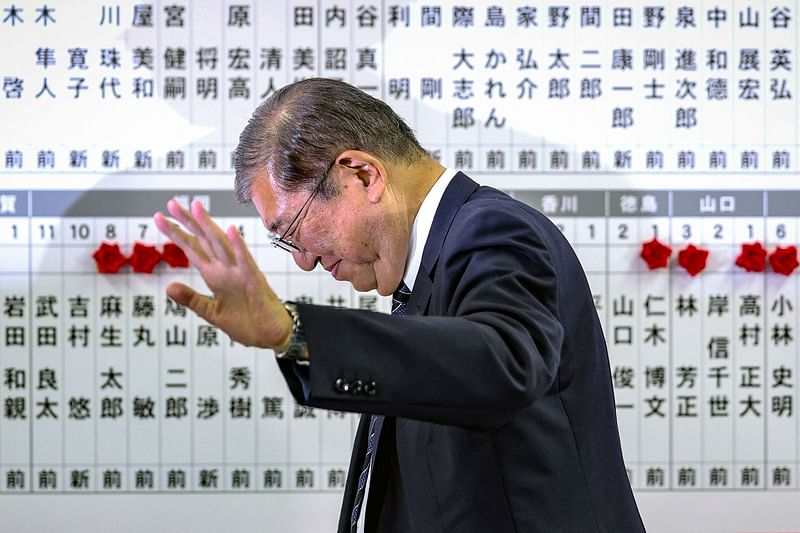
[274,301,309,364]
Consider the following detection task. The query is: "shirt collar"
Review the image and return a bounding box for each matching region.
[403,167,458,291]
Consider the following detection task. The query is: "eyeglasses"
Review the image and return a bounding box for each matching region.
[269,161,335,254]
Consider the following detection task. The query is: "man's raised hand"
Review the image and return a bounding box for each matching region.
[153,199,292,351]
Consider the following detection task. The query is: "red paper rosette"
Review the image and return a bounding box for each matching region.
[640,238,672,270]
[735,242,767,272]
[162,242,189,268]
[92,242,127,274]
[128,242,162,273]
[769,245,799,276]
[678,244,709,276]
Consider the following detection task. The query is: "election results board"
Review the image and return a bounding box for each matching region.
[1,1,800,532]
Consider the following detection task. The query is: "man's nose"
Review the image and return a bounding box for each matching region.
[292,251,320,272]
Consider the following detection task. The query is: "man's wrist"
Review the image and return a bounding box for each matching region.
[275,307,293,353]
[274,301,309,363]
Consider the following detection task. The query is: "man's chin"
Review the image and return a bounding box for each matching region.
[349,278,381,295]
[372,281,394,297]
[374,286,392,297]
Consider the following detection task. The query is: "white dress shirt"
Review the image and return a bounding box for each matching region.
[402,167,458,291]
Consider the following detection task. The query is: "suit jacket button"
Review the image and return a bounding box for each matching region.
[365,381,377,396]
[334,378,349,393]
[351,379,364,395]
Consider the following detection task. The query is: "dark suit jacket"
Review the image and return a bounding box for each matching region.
[279,173,645,532]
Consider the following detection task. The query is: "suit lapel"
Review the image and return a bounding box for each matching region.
[407,172,479,316]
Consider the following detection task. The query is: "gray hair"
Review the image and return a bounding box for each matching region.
[234,78,426,204]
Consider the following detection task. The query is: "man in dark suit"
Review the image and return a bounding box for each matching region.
[155,78,645,532]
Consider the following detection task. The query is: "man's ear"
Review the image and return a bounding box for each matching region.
[335,149,387,203]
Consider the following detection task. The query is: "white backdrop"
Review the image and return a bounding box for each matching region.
[1,1,799,531]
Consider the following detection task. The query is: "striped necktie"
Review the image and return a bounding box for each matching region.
[391,281,412,315]
[350,281,411,532]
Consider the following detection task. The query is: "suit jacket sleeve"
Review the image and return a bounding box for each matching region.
[277,195,565,432]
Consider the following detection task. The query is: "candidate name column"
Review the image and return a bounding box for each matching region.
[381,2,424,182]
[732,0,766,174]
[160,192,194,492]
[763,1,796,176]
[190,0,224,174]
[349,0,381,99]
[90,194,130,493]
[245,134,292,491]
[186,193,224,493]
[730,191,768,490]
[220,0,258,493]
[765,191,799,490]
[125,1,159,173]
[253,0,288,100]
[113,191,168,493]
[0,191,31,493]
[473,5,513,177]
[669,189,709,491]
[29,192,67,492]
[215,192,261,492]
[222,0,256,177]
[158,0,192,173]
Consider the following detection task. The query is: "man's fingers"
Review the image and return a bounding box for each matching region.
[192,200,235,264]
[164,281,197,307]
[153,212,210,264]
[165,199,219,261]
[165,282,216,324]
[227,224,259,270]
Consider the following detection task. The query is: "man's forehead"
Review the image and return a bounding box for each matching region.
[251,170,294,232]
